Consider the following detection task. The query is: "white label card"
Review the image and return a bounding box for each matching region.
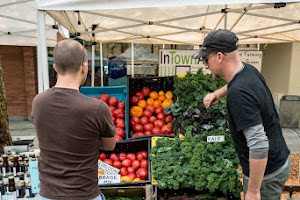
[207,136,225,143]
[98,160,120,175]
[98,174,121,184]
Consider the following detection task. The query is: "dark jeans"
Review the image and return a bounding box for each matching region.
[243,157,291,200]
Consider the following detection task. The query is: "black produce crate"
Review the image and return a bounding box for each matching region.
[155,186,242,200]
[99,138,151,186]
[127,76,177,139]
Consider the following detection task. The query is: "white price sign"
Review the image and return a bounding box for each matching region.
[98,174,121,184]
[207,136,225,143]
[98,160,120,175]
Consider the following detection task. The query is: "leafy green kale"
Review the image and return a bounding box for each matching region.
[150,128,242,198]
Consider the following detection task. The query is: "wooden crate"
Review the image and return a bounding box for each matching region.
[100,184,154,200]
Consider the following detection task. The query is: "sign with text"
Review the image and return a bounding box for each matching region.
[29,161,40,193]
[98,160,120,175]
[98,174,121,184]
[159,50,263,76]
[207,136,225,143]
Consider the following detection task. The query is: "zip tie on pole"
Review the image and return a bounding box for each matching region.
[275,104,300,138]
[141,34,156,47]
[264,32,300,49]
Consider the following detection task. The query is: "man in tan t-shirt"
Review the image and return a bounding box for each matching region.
[32,39,116,200]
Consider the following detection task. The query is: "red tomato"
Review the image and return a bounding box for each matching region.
[153,120,165,128]
[161,125,172,135]
[113,160,122,169]
[126,153,136,161]
[144,131,152,136]
[135,92,144,100]
[142,87,150,97]
[131,133,137,138]
[130,96,140,105]
[140,159,148,169]
[133,124,143,133]
[143,110,152,118]
[103,159,113,166]
[109,97,119,107]
[93,97,99,100]
[155,107,164,115]
[140,151,148,159]
[127,167,135,174]
[99,94,110,104]
[117,101,126,109]
[132,160,141,170]
[120,167,128,176]
[130,117,140,126]
[99,153,107,160]
[114,109,125,119]
[119,152,127,161]
[152,127,161,135]
[157,113,166,121]
[109,106,116,113]
[116,119,125,129]
[109,153,119,161]
[139,117,149,125]
[136,132,144,137]
[145,105,155,113]
[116,128,126,138]
[111,111,114,117]
[136,152,144,160]
[128,173,137,181]
[112,117,116,124]
[122,159,132,168]
[136,168,148,180]
[167,122,172,127]
[149,116,157,124]
[165,116,174,123]
[116,135,123,141]
[144,123,154,132]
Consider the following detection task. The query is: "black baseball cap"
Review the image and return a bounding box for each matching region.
[193,29,239,59]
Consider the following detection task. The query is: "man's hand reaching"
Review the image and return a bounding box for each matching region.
[203,93,220,109]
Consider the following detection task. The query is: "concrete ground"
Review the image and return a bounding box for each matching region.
[8,119,300,154]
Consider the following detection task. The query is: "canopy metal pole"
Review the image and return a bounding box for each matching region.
[91,44,95,87]
[100,43,104,87]
[37,9,49,93]
[131,43,134,78]
[224,5,228,29]
[163,44,165,49]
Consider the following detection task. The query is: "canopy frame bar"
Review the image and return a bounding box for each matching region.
[0,0,33,8]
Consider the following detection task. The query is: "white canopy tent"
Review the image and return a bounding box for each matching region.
[34,0,300,92]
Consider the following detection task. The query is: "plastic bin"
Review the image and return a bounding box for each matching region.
[98,138,151,186]
[80,86,128,140]
[127,76,177,139]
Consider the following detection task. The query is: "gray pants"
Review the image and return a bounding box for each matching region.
[243,158,291,200]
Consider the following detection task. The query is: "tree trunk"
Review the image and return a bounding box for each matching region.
[0,59,13,153]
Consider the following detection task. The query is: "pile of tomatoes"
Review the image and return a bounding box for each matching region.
[93,94,126,141]
[99,151,149,182]
[129,87,175,137]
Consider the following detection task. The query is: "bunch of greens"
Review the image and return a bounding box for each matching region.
[151,128,242,198]
[165,68,227,135]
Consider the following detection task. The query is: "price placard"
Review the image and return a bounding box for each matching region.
[207,136,225,143]
[98,160,120,175]
[29,161,40,193]
[98,174,121,184]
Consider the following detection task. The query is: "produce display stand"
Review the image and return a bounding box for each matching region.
[80,86,128,141]
[127,76,177,139]
[98,138,151,186]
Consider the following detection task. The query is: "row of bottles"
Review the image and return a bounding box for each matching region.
[0,153,37,199]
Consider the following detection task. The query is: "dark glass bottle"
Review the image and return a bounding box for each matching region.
[0,180,5,195]
[13,155,19,175]
[25,181,35,198]
[1,155,8,176]
[16,181,25,198]
[8,176,17,200]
